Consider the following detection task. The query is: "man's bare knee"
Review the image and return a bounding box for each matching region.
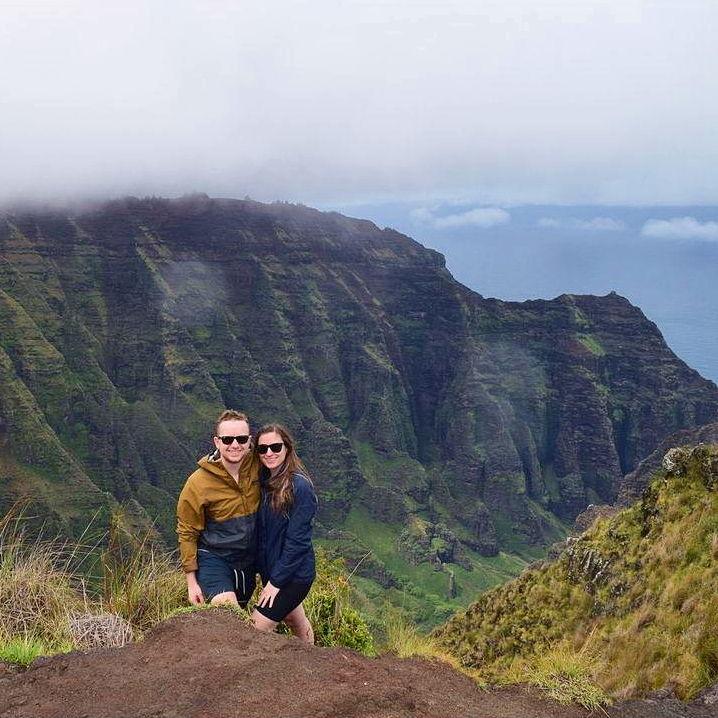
[210,591,239,607]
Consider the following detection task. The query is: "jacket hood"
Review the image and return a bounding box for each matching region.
[197,450,258,481]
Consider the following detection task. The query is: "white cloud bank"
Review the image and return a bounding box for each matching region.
[641,217,718,240]
[537,217,626,231]
[1,1,718,205]
[412,206,510,229]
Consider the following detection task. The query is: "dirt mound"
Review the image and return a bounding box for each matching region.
[0,611,589,718]
[0,612,714,718]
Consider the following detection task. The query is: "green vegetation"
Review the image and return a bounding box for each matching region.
[0,505,374,668]
[435,444,718,701]
[0,637,54,668]
[381,609,485,686]
[502,643,609,710]
[99,511,187,636]
[576,333,606,356]
[305,551,375,654]
[333,505,528,628]
[0,504,82,651]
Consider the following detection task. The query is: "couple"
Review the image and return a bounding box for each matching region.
[176,410,317,643]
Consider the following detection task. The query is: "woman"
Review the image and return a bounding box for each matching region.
[252,423,317,644]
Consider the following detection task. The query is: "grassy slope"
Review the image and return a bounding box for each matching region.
[318,440,567,628]
[434,444,718,699]
[323,505,532,628]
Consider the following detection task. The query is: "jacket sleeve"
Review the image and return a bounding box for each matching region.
[176,477,206,573]
[269,476,317,588]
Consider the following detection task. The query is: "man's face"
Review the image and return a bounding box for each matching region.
[213,418,251,466]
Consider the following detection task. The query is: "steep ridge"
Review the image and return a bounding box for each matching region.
[434,444,718,700]
[1,195,717,613]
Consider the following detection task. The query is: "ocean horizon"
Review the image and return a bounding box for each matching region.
[327,202,718,386]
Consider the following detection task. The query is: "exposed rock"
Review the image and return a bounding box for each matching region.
[572,503,620,533]
[693,683,718,706]
[618,422,718,504]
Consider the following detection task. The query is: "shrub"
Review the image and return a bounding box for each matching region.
[303,550,375,655]
[68,613,134,651]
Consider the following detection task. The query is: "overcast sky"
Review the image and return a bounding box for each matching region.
[1,0,717,206]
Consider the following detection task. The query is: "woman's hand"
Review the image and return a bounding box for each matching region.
[257,580,280,608]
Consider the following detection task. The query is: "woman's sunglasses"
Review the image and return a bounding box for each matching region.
[218,435,251,446]
[257,442,284,454]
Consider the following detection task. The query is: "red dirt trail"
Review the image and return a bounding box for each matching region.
[0,612,714,718]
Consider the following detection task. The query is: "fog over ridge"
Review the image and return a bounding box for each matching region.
[1,0,717,206]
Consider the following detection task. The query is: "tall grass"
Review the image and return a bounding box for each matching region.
[0,507,377,667]
[0,504,185,663]
[99,511,186,636]
[381,609,486,686]
[502,643,609,710]
[0,503,81,649]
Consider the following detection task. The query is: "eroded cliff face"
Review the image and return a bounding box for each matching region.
[1,195,716,558]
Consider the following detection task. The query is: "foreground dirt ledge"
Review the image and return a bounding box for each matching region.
[0,612,714,718]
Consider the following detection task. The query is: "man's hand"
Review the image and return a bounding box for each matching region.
[257,580,280,608]
[186,572,204,605]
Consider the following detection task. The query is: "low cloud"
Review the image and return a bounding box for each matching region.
[537,217,625,231]
[411,206,510,229]
[641,217,718,240]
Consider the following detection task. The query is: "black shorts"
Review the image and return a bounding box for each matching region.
[196,549,256,608]
[254,580,313,623]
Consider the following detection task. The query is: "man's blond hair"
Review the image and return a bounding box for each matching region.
[214,409,249,436]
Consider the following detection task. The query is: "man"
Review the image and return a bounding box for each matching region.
[177,409,260,606]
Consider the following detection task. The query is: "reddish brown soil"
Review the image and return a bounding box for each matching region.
[0,612,714,718]
[0,612,588,718]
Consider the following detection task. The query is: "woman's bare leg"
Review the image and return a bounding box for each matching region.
[252,609,279,633]
[283,603,314,644]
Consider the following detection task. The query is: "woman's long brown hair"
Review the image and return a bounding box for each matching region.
[255,424,313,514]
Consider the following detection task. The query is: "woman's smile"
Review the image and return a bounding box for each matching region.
[257,431,287,473]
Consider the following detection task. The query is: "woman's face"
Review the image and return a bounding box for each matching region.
[257,430,287,473]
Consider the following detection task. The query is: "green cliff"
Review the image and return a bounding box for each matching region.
[1,195,717,619]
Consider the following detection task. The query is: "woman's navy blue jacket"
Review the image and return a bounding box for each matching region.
[257,471,317,588]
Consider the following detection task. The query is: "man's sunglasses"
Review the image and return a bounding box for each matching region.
[218,435,251,446]
[257,442,284,455]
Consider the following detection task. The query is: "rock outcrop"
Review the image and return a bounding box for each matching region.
[618,421,718,504]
